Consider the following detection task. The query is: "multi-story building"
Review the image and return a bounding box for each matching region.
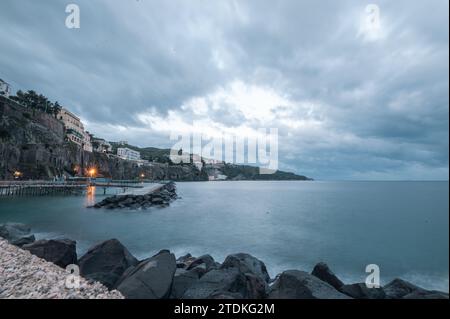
[57,108,92,152]
[117,147,141,161]
[92,138,112,153]
[136,159,151,167]
[0,79,11,98]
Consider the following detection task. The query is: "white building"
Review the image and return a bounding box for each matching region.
[57,108,93,152]
[0,79,11,98]
[136,159,151,167]
[117,147,141,161]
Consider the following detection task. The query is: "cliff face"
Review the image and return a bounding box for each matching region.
[0,96,310,181]
[1,97,67,179]
[0,97,204,181]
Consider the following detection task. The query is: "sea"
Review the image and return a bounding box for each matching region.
[0,181,448,292]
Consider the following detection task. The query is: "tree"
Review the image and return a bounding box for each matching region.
[53,101,62,118]
[10,89,62,117]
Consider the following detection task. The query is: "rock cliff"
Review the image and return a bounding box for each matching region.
[0,96,205,180]
[0,96,310,181]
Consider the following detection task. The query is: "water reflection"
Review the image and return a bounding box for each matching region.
[85,186,96,207]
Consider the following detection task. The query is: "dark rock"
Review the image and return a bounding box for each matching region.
[244,273,267,299]
[187,254,216,271]
[403,290,449,299]
[10,234,35,246]
[384,278,449,299]
[176,253,196,269]
[0,222,35,246]
[92,182,178,210]
[170,268,200,299]
[183,268,266,299]
[177,253,192,262]
[188,263,208,277]
[340,283,386,299]
[384,278,423,299]
[116,250,176,299]
[311,262,345,290]
[78,239,138,289]
[22,239,77,268]
[221,253,270,283]
[151,196,164,205]
[268,270,351,299]
[121,197,135,206]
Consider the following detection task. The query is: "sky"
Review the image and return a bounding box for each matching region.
[0,0,448,180]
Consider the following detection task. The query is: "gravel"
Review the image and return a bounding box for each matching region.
[0,239,123,299]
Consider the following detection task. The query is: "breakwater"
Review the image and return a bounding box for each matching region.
[90,181,177,209]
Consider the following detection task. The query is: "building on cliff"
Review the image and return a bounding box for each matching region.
[92,138,112,154]
[0,79,11,98]
[57,108,93,152]
[117,147,141,161]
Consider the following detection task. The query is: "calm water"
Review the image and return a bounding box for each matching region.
[0,181,448,292]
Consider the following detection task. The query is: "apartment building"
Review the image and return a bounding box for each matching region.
[57,108,93,152]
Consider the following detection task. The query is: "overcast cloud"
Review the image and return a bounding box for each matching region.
[0,0,448,180]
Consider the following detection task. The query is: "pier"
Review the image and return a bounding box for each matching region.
[0,180,146,197]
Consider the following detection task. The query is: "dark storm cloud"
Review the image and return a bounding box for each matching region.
[0,0,448,180]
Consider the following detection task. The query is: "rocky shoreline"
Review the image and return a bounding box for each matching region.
[90,181,178,210]
[0,222,448,299]
[0,239,123,299]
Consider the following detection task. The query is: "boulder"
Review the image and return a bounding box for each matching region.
[116,250,177,299]
[221,253,270,283]
[78,239,138,289]
[384,278,449,299]
[403,290,449,299]
[311,262,344,290]
[0,222,35,246]
[170,268,200,299]
[340,283,386,299]
[268,270,351,299]
[183,268,266,299]
[22,239,77,268]
[176,253,196,269]
[188,263,209,278]
[187,254,216,272]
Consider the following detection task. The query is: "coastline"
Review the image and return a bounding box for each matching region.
[0,239,123,299]
[0,223,448,299]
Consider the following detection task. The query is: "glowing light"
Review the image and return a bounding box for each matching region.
[88,168,97,178]
[13,171,22,179]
